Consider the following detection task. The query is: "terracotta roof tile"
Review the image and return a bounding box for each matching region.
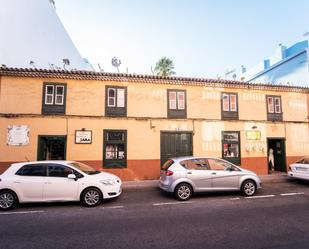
[0,67,308,93]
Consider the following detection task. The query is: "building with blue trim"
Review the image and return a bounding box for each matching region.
[241,40,309,87]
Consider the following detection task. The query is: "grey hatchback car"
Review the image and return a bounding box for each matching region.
[159,157,262,201]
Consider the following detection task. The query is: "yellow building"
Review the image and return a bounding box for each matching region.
[0,67,308,180]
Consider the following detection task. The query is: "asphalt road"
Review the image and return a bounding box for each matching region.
[1,180,309,249]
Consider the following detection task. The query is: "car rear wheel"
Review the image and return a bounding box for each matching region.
[81,188,102,207]
[241,180,256,196]
[0,190,18,211]
[175,183,192,201]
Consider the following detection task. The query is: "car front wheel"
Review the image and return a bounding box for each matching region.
[0,190,18,211]
[241,180,256,196]
[175,183,193,201]
[81,188,102,207]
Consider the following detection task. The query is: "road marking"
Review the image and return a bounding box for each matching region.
[229,197,240,200]
[280,192,305,196]
[245,195,275,199]
[0,210,44,215]
[153,201,193,206]
[103,206,124,209]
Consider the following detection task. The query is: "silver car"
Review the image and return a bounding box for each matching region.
[159,157,262,201]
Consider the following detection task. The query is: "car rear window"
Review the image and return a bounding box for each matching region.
[15,164,47,177]
[162,160,174,170]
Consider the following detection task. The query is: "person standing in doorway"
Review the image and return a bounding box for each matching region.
[268,148,275,172]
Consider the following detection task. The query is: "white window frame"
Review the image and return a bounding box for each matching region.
[169,91,177,110]
[222,93,230,111]
[45,85,54,105]
[267,97,275,113]
[55,85,65,105]
[107,88,116,107]
[177,91,185,110]
[274,97,281,113]
[229,94,237,112]
[117,88,125,108]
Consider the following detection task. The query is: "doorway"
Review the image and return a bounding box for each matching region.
[160,132,193,166]
[267,138,286,173]
[38,135,67,160]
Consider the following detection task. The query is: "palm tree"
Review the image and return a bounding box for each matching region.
[154,57,175,76]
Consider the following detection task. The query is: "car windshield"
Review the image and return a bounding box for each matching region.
[68,162,101,175]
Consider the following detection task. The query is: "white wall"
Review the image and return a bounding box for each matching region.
[0,0,93,70]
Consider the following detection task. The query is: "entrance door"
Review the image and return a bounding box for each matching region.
[267,138,286,173]
[38,136,67,161]
[160,132,193,166]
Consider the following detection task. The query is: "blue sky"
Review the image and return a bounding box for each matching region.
[56,0,309,78]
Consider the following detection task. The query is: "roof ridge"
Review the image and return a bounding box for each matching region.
[0,67,308,91]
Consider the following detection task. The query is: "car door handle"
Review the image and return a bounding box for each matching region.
[187,172,192,174]
[211,172,217,175]
[13,181,21,184]
[44,182,52,184]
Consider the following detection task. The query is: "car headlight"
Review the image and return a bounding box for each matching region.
[100,179,117,185]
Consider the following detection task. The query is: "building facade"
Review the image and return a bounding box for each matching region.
[0,68,309,180]
[241,40,309,87]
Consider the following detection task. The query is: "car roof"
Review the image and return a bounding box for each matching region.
[12,160,75,166]
[170,156,226,162]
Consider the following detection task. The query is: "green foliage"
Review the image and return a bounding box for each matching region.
[154,57,176,76]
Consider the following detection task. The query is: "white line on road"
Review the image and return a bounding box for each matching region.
[245,195,275,199]
[229,197,240,200]
[280,192,305,196]
[153,201,193,206]
[0,210,44,215]
[103,206,124,209]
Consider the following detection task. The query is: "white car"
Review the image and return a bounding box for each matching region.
[0,161,122,210]
[288,157,309,181]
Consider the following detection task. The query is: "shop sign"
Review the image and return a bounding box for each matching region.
[7,125,30,146]
[75,130,92,144]
[246,130,261,140]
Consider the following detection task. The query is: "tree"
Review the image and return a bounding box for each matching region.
[154,57,176,76]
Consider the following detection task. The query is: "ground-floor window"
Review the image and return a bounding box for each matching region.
[103,130,127,168]
[38,135,67,160]
[222,131,241,165]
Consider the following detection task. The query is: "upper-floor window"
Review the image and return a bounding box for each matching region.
[221,92,238,120]
[105,86,127,117]
[266,95,282,121]
[42,83,66,115]
[167,89,186,118]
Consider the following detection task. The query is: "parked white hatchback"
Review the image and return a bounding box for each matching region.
[0,161,122,210]
[288,157,309,181]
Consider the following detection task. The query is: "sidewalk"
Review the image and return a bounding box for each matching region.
[122,173,289,192]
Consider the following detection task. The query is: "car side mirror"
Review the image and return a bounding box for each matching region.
[68,174,77,180]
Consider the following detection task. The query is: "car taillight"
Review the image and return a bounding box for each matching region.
[165,170,174,176]
[288,166,292,171]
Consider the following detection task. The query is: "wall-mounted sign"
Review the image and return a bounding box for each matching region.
[7,125,30,146]
[246,130,261,140]
[75,130,92,144]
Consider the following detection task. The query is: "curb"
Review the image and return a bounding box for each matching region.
[122,180,159,192]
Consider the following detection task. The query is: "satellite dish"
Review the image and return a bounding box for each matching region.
[111,57,121,73]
